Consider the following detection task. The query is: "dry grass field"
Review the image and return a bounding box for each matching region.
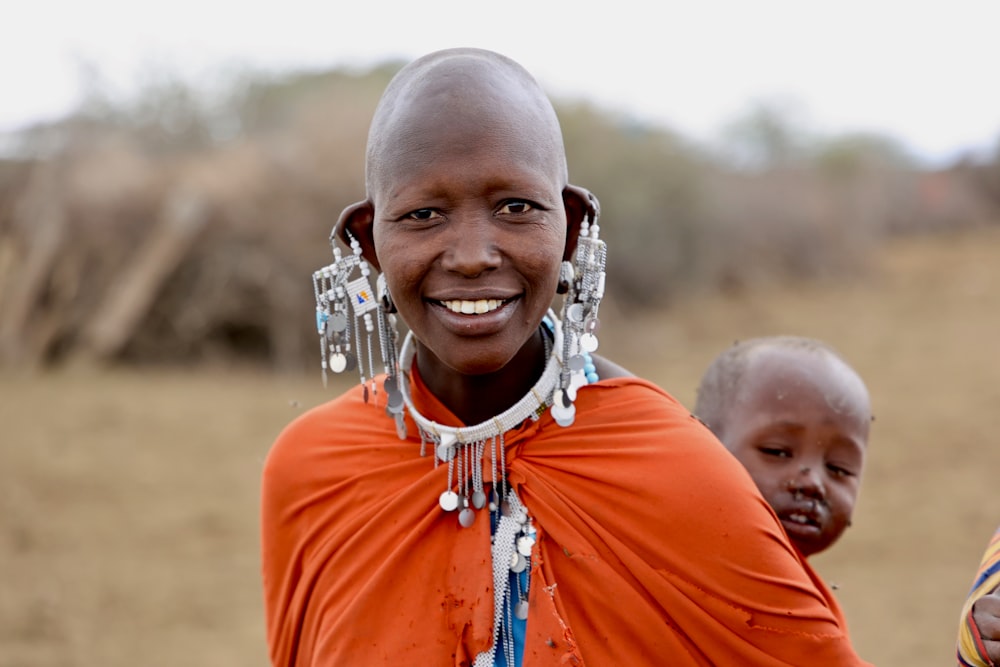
[3,226,1000,666]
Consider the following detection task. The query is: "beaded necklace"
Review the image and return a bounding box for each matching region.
[397,311,561,519]
[394,311,597,666]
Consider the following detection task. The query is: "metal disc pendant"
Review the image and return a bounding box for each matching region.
[510,552,527,573]
[489,490,500,512]
[330,312,348,332]
[517,535,535,556]
[471,490,487,509]
[556,389,572,408]
[439,490,459,512]
[458,507,476,528]
[580,332,599,352]
[551,400,576,427]
[343,353,358,372]
[568,354,586,371]
[514,599,529,620]
[330,352,347,373]
[386,390,404,414]
[436,442,455,462]
[567,303,585,322]
[553,411,574,427]
[383,376,398,394]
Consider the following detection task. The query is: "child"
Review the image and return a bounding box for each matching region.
[694,335,872,558]
[260,48,871,666]
[957,525,1000,666]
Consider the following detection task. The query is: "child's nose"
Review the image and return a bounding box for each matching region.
[787,466,826,499]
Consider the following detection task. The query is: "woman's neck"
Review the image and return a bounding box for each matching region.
[414,328,549,425]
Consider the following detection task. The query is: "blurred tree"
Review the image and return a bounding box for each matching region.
[716,98,813,170]
[559,102,707,307]
[815,132,915,179]
[1,60,989,369]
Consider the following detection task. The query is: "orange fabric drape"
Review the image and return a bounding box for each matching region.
[261,374,871,666]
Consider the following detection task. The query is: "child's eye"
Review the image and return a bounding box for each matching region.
[759,446,792,459]
[498,200,534,215]
[827,464,856,478]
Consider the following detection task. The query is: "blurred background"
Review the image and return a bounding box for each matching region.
[2,1,999,665]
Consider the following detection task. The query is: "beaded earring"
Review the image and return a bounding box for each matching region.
[312,229,400,404]
[552,196,606,426]
[377,273,406,437]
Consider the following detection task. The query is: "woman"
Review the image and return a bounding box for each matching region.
[261,47,870,666]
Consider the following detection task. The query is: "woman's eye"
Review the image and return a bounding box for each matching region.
[405,209,439,221]
[498,200,533,215]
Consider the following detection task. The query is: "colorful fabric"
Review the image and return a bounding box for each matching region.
[958,526,1000,667]
[261,371,871,666]
[492,509,530,667]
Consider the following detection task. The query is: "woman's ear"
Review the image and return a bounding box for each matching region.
[335,200,381,271]
[562,185,599,261]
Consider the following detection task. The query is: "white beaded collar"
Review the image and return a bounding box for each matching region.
[396,309,563,449]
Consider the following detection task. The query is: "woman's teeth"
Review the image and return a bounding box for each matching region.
[442,299,502,314]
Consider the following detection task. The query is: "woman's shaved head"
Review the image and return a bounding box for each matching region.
[364,47,568,199]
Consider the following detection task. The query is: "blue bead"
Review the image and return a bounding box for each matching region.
[586,372,600,384]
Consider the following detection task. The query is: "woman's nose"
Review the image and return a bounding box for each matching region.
[440,217,502,277]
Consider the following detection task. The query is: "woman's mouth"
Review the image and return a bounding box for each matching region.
[439,298,507,315]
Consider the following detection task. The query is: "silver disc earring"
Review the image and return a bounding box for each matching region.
[312,229,399,406]
[554,199,607,425]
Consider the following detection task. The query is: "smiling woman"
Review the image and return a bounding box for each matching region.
[347,54,574,406]
[259,47,874,666]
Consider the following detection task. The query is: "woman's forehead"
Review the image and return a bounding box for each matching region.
[367,52,566,190]
[370,93,565,200]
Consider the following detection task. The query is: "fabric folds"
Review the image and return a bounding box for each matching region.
[261,375,870,666]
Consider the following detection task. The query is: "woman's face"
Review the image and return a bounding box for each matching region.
[366,104,569,377]
[719,348,871,557]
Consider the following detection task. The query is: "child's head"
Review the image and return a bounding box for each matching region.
[694,336,872,557]
[339,48,595,377]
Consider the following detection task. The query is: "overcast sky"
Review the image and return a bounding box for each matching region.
[5,0,1000,164]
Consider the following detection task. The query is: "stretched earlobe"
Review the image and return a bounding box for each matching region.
[562,185,599,261]
[335,200,380,271]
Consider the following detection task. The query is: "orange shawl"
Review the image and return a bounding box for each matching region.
[261,374,870,666]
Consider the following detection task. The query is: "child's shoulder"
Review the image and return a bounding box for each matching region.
[591,353,633,380]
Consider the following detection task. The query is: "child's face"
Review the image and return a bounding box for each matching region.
[368,97,568,376]
[719,348,870,557]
